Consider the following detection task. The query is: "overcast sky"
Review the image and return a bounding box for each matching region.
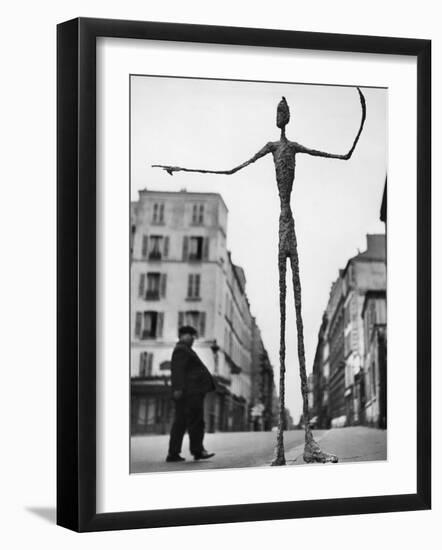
[131,75,387,422]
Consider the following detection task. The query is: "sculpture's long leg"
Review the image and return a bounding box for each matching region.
[288,224,338,464]
[271,248,287,466]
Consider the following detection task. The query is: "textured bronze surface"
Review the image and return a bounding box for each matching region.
[153,88,366,466]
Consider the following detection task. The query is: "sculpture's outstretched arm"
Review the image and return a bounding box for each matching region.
[152,142,273,176]
[295,87,366,161]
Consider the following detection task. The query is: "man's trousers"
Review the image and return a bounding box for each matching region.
[168,392,205,457]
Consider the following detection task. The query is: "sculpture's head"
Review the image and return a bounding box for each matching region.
[276,96,290,129]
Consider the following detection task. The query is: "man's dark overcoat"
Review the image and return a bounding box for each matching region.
[170,341,216,394]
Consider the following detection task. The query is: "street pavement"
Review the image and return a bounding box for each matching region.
[288,426,387,465]
[130,426,386,473]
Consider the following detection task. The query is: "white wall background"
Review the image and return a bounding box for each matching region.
[0,1,439,548]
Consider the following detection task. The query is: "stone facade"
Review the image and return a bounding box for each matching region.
[130,189,274,434]
[361,291,387,427]
[311,234,387,428]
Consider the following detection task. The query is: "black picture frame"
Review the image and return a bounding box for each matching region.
[57,17,431,532]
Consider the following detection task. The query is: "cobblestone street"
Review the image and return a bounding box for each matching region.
[130,426,386,473]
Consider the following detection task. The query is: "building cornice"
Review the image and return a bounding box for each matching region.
[137,188,229,214]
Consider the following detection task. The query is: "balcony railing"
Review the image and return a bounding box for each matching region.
[145,290,160,300]
[187,253,202,262]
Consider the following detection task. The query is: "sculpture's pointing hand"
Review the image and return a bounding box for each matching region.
[151,164,179,175]
[151,143,273,177]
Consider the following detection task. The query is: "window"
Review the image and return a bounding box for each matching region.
[142,235,169,260]
[188,236,203,260]
[182,236,209,261]
[138,273,167,299]
[178,310,206,337]
[135,311,164,339]
[152,202,165,224]
[187,273,201,299]
[191,203,204,225]
[139,352,153,377]
[146,273,160,299]
[137,397,156,426]
[149,236,163,260]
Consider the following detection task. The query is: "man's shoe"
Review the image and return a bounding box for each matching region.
[193,451,215,460]
[165,454,185,462]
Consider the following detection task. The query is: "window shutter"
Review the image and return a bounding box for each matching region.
[159,203,164,222]
[135,312,142,337]
[203,237,209,260]
[182,236,189,260]
[138,273,145,298]
[199,311,206,337]
[178,312,184,330]
[147,353,153,376]
[160,273,167,297]
[195,274,201,297]
[142,235,148,258]
[139,352,146,376]
[163,236,169,258]
[187,274,193,297]
[157,312,164,338]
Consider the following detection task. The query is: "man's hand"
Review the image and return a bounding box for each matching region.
[173,390,183,400]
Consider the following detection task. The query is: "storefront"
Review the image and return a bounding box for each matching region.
[131,375,249,435]
[131,377,173,435]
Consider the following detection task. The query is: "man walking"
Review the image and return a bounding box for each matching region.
[166,325,216,462]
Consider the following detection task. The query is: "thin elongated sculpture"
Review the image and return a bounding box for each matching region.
[153,88,366,465]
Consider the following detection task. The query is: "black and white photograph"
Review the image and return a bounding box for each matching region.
[129,75,387,474]
[0,0,435,543]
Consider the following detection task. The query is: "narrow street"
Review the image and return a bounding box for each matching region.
[131,430,325,473]
[130,427,386,473]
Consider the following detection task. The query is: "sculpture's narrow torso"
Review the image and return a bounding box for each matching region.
[271,139,297,255]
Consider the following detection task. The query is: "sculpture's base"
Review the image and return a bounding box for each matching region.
[271,455,286,466]
[303,440,338,464]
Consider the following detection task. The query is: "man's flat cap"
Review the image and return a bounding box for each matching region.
[178,325,198,336]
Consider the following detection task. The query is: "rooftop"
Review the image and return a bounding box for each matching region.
[137,188,229,212]
[343,234,386,275]
[353,234,386,261]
